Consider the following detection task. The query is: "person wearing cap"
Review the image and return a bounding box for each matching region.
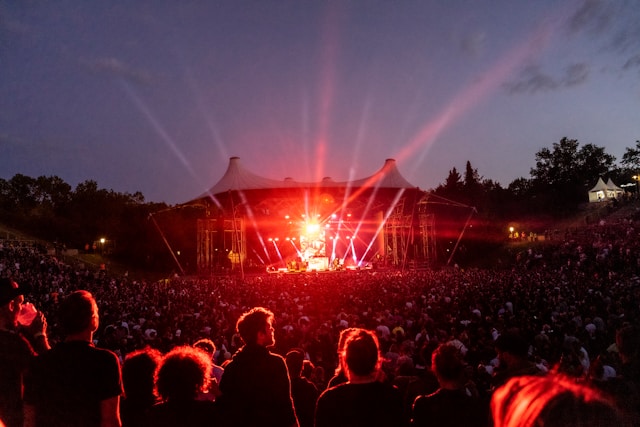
[0,278,50,427]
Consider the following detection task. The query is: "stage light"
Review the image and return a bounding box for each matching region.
[306,223,320,234]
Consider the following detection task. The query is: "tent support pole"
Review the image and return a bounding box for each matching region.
[149,212,185,275]
[447,207,476,267]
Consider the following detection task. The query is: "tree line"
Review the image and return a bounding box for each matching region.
[435,137,640,218]
[0,175,170,269]
[1,137,638,271]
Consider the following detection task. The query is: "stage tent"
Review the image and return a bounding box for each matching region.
[146,157,472,276]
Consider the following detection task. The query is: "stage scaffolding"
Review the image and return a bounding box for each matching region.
[193,192,453,275]
[417,197,436,266]
[197,217,245,274]
[383,195,436,269]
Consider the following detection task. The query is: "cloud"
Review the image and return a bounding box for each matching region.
[623,54,640,71]
[503,65,558,94]
[568,0,616,35]
[504,63,590,94]
[0,132,28,148]
[1,18,31,35]
[460,31,486,57]
[562,63,589,86]
[567,0,639,55]
[609,26,640,54]
[79,57,157,85]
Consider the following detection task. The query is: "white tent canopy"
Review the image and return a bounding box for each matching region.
[192,157,417,201]
[588,177,624,202]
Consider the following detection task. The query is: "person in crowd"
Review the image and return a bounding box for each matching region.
[301,359,315,382]
[143,345,217,427]
[23,290,123,427]
[7,215,640,427]
[593,324,640,424]
[491,374,629,427]
[193,338,224,401]
[492,330,545,389]
[285,349,318,427]
[120,347,162,427]
[412,343,488,427]
[393,343,439,418]
[315,328,405,427]
[217,306,298,427]
[0,278,49,427]
[614,324,640,386]
[326,327,357,388]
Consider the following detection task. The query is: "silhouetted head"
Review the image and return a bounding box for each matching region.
[286,348,305,377]
[59,290,98,335]
[431,343,465,383]
[123,347,162,402]
[194,338,216,357]
[344,329,380,378]
[236,306,275,347]
[492,375,625,427]
[155,346,212,401]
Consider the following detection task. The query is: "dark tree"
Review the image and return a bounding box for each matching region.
[435,167,463,199]
[529,137,616,213]
[621,140,640,171]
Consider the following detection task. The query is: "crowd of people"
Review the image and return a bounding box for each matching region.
[1,206,640,426]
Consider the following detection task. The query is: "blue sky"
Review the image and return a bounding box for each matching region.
[1,0,639,204]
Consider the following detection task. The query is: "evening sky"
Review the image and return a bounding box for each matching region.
[1,0,639,204]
